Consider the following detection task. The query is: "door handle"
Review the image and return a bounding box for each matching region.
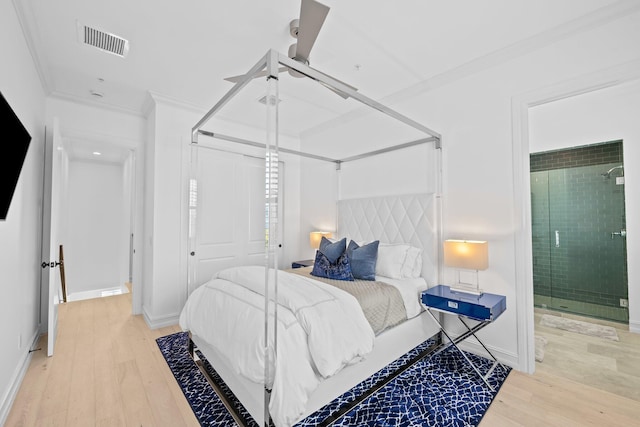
[611,229,627,239]
[41,261,61,269]
[555,230,560,248]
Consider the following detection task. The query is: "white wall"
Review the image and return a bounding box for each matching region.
[122,152,135,282]
[298,158,339,261]
[143,106,156,314]
[529,80,640,332]
[338,143,440,200]
[300,7,640,370]
[142,99,189,327]
[65,160,128,294]
[0,1,46,423]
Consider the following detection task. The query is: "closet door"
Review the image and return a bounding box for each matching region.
[188,149,284,295]
[244,156,271,265]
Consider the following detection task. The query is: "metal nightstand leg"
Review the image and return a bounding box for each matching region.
[457,316,502,385]
[425,308,502,391]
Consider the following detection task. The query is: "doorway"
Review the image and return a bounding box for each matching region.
[63,149,131,301]
[63,141,135,302]
[511,65,640,374]
[41,119,142,356]
[530,141,628,323]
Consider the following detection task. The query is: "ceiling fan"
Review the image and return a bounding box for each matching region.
[224,0,356,98]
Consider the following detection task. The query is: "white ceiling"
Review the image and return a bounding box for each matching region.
[16,0,628,136]
[64,138,132,165]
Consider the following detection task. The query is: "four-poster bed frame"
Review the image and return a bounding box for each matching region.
[187,48,443,426]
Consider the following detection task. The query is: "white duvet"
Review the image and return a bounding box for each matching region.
[178,266,375,427]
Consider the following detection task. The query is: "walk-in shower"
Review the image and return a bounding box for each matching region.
[530,140,628,322]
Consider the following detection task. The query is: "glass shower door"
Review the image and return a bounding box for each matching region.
[532,163,628,322]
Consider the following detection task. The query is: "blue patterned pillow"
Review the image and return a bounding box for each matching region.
[319,236,347,264]
[311,250,354,281]
[346,240,379,281]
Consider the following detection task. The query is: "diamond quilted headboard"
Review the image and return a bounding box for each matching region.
[337,193,439,286]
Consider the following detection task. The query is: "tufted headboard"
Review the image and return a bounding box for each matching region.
[337,193,440,286]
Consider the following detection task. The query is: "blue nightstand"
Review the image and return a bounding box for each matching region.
[421,285,506,390]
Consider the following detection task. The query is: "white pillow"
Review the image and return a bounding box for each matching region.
[411,253,423,278]
[401,246,423,278]
[375,243,409,279]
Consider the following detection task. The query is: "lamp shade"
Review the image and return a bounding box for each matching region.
[310,231,332,249]
[444,240,488,270]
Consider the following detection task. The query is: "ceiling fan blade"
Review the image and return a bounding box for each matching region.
[224,67,288,83]
[294,0,330,63]
[309,66,358,99]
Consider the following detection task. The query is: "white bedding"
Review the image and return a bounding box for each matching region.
[376,274,428,319]
[179,266,375,427]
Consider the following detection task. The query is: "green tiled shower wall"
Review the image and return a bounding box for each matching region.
[530,141,628,322]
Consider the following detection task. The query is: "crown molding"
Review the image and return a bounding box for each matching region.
[141,92,156,118]
[48,91,144,117]
[61,127,142,149]
[146,91,208,115]
[11,0,53,95]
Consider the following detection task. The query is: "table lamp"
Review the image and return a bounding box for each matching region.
[444,239,488,295]
[310,231,332,249]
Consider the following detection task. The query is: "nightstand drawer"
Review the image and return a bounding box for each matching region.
[421,285,506,321]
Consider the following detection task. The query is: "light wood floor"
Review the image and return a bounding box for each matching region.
[532,308,640,402]
[6,291,198,426]
[6,292,640,426]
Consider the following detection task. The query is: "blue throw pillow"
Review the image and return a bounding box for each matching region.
[319,236,347,264]
[311,250,354,281]
[346,240,379,281]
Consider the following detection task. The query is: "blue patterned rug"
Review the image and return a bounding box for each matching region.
[156,332,510,426]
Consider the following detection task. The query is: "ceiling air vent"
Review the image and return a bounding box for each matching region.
[77,21,129,58]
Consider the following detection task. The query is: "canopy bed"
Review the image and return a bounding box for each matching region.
[181,48,443,426]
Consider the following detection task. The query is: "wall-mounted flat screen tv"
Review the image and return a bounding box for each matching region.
[0,91,32,220]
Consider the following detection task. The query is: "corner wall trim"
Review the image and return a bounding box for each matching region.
[142,307,180,330]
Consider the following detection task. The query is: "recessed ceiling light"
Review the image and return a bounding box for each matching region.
[93,151,102,156]
[258,95,281,105]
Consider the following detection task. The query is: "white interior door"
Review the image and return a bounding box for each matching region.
[45,119,65,356]
[245,156,273,265]
[188,148,284,294]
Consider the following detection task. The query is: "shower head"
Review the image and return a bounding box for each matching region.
[601,165,624,178]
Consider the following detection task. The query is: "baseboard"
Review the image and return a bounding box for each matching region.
[143,306,180,330]
[457,340,519,370]
[0,330,41,426]
[630,319,640,334]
